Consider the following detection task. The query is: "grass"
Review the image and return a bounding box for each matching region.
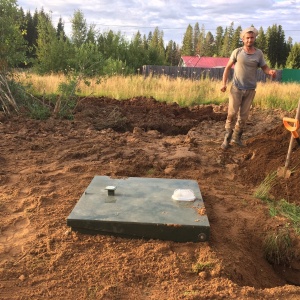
[267,199,300,234]
[254,171,300,234]
[191,261,214,273]
[275,199,300,234]
[253,171,278,200]
[254,171,300,265]
[263,228,294,265]
[15,71,300,111]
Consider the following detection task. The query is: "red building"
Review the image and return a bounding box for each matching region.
[179,56,233,68]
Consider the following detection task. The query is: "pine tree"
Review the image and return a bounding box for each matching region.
[215,26,224,57]
[193,23,200,55]
[286,43,300,69]
[181,24,193,56]
[221,27,229,57]
[203,32,215,57]
[221,23,235,57]
[148,27,165,65]
[128,31,147,71]
[196,24,206,56]
[255,27,264,52]
[277,25,288,68]
[266,24,289,68]
[230,26,242,52]
[56,17,67,41]
[165,40,180,66]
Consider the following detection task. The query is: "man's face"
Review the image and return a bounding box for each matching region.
[242,32,255,47]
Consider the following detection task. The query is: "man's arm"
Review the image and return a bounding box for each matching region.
[261,64,277,78]
[221,59,235,92]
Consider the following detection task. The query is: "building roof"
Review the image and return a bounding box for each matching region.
[180,56,233,68]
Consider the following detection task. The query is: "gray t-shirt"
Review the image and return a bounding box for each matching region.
[230,47,266,90]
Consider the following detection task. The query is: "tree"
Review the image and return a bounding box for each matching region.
[148,27,165,65]
[220,27,229,57]
[57,17,67,41]
[23,10,38,62]
[230,26,242,52]
[203,32,215,56]
[214,26,224,56]
[286,43,300,69]
[165,40,180,66]
[35,10,71,73]
[0,0,27,69]
[196,24,206,56]
[86,24,97,44]
[128,31,148,71]
[181,24,193,56]
[277,25,288,68]
[142,34,148,50]
[193,23,200,55]
[71,42,104,76]
[266,24,288,68]
[221,22,234,57]
[256,27,267,53]
[71,10,87,47]
[98,30,128,62]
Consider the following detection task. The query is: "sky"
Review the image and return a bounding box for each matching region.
[17,0,300,45]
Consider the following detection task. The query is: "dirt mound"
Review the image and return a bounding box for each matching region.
[238,124,300,204]
[0,97,300,299]
[74,96,226,135]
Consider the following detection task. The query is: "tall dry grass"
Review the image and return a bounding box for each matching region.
[16,71,300,111]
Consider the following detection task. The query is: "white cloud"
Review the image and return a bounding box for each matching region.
[17,0,300,44]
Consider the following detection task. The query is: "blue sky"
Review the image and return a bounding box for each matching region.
[17,0,300,45]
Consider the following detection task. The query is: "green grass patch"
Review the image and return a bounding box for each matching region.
[254,171,300,234]
[253,171,277,201]
[274,199,300,234]
[191,261,214,273]
[263,229,294,265]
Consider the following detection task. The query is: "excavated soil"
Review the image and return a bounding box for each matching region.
[1,96,300,299]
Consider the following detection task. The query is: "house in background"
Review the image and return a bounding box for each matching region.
[179,56,234,68]
[143,55,280,81]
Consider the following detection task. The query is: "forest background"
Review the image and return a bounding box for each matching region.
[1,0,300,119]
[2,0,300,77]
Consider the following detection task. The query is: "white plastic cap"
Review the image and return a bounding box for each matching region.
[172,189,196,201]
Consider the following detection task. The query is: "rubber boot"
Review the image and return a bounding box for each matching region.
[232,129,244,147]
[221,129,233,150]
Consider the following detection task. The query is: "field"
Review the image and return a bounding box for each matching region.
[1,96,300,299]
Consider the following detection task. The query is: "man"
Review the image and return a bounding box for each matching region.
[220,26,276,150]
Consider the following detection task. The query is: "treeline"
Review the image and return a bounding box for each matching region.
[2,0,300,76]
[181,23,300,69]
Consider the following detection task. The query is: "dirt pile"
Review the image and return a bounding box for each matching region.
[0,96,299,299]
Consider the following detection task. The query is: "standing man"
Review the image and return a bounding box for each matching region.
[220,26,276,150]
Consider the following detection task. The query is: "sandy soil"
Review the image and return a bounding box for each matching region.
[0,96,300,299]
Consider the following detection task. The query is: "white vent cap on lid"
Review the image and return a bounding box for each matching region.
[172,189,196,201]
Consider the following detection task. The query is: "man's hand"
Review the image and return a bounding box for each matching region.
[221,86,227,92]
[269,70,276,78]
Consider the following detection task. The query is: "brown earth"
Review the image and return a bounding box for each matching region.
[1,96,300,299]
